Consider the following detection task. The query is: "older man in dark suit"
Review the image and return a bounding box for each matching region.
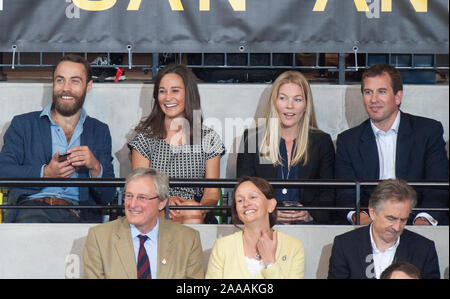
[328,179,440,279]
[335,64,448,225]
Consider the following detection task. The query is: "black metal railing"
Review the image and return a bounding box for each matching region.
[1,52,448,84]
[0,178,448,225]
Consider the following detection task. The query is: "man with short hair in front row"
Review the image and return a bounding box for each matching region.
[335,63,448,226]
[83,167,204,279]
[0,54,115,223]
[328,179,440,279]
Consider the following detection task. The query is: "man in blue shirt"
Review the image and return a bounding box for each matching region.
[0,54,115,223]
[334,64,448,225]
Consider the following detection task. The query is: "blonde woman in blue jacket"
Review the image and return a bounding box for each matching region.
[206,176,305,278]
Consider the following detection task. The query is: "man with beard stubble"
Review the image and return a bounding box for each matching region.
[0,54,115,223]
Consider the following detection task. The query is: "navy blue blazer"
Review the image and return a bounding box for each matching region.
[0,110,115,222]
[335,112,449,224]
[236,128,335,224]
[328,225,440,279]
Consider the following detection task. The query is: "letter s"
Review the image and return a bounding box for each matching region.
[72,0,117,11]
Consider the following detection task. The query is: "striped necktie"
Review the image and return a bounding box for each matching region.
[137,235,152,279]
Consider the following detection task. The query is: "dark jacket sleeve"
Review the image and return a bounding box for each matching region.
[307,131,335,224]
[328,235,350,279]
[420,240,441,279]
[0,115,44,179]
[236,129,257,178]
[84,119,116,205]
[419,121,449,225]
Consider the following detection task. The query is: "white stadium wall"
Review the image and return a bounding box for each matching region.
[0,224,447,279]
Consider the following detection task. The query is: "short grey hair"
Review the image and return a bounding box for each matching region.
[369,179,417,214]
[125,168,169,201]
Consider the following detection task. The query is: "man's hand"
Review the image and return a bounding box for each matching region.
[43,151,76,178]
[414,217,431,226]
[67,146,101,177]
[352,212,372,225]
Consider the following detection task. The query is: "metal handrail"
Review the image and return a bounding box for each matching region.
[1,178,448,220]
[0,178,448,188]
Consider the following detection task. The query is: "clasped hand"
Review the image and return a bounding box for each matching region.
[256,229,277,266]
[44,146,101,178]
[168,196,206,224]
[277,204,313,224]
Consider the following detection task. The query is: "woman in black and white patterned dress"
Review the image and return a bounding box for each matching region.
[128,64,225,224]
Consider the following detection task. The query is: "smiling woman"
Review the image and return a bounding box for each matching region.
[128,64,225,224]
[206,176,305,279]
[236,70,335,224]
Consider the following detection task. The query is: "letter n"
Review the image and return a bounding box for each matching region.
[228,0,246,11]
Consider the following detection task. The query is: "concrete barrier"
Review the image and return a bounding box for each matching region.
[0,223,447,279]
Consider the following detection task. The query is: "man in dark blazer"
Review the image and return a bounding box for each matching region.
[0,54,115,223]
[335,64,448,225]
[328,179,440,279]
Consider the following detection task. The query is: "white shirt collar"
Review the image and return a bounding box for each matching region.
[130,218,159,241]
[369,223,400,253]
[370,110,401,136]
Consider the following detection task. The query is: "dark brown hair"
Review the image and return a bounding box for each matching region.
[361,64,403,95]
[53,54,92,82]
[231,176,277,228]
[380,262,421,279]
[134,63,202,141]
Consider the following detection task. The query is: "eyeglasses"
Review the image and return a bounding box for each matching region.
[124,192,159,201]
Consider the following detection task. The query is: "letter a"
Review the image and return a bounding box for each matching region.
[409,0,427,12]
[313,0,369,12]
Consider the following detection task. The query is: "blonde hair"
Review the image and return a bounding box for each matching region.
[259,71,318,167]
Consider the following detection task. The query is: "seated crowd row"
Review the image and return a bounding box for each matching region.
[0,54,448,227]
[83,168,441,279]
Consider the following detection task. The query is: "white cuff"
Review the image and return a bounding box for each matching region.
[414,213,438,226]
[347,210,369,224]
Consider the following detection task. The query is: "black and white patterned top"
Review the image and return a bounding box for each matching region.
[128,126,225,201]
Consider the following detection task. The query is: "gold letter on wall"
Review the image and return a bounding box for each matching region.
[409,0,427,12]
[127,0,142,10]
[228,0,246,11]
[168,0,184,11]
[72,0,117,11]
[313,0,369,12]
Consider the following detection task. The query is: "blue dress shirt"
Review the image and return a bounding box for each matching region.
[274,138,300,204]
[27,104,102,203]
